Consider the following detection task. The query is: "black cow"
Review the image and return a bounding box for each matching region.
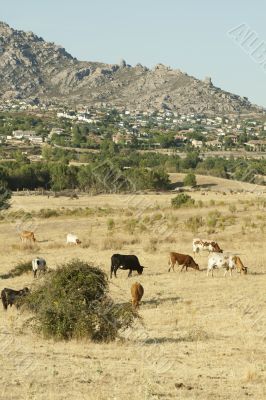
[1,287,30,310]
[110,254,144,278]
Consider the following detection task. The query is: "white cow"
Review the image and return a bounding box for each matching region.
[32,257,47,278]
[207,253,247,277]
[66,233,81,245]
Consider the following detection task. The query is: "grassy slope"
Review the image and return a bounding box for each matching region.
[0,181,265,400]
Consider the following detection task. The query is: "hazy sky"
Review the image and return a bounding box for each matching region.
[1,0,266,106]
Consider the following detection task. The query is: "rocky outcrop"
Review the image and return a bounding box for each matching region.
[0,21,262,114]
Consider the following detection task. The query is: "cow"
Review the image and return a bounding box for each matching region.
[232,256,248,275]
[66,233,81,245]
[20,230,36,243]
[1,287,30,310]
[168,252,199,272]
[110,254,144,278]
[32,257,47,278]
[192,238,223,256]
[131,282,144,309]
[207,253,247,277]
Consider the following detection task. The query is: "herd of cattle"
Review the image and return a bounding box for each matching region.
[1,233,248,311]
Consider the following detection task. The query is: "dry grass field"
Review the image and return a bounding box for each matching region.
[0,176,265,399]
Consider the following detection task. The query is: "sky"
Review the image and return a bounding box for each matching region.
[1,0,266,106]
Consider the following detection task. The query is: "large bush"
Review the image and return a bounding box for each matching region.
[171,193,195,208]
[22,259,138,342]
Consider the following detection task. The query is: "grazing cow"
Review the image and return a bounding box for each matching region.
[168,252,199,272]
[66,233,81,245]
[32,257,47,278]
[110,254,144,278]
[20,230,36,243]
[232,256,248,275]
[131,282,144,308]
[192,238,223,256]
[207,253,247,277]
[1,287,30,310]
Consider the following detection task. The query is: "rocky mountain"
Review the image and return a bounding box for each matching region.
[0,21,263,114]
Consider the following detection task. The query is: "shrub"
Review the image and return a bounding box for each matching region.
[0,260,32,279]
[206,210,221,228]
[229,204,237,213]
[183,173,197,187]
[171,193,195,208]
[107,218,115,231]
[0,185,12,210]
[21,259,138,341]
[38,208,59,218]
[185,216,204,233]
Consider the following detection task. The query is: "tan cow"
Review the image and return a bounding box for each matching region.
[131,282,144,308]
[20,230,36,243]
[168,252,199,272]
[232,256,248,274]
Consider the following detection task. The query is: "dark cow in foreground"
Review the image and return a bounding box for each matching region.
[131,282,144,308]
[1,287,30,310]
[110,254,144,278]
[168,252,199,272]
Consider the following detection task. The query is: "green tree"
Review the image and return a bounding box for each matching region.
[0,184,12,210]
[183,173,197,187]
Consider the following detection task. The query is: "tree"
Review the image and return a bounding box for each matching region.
[183,173,197,187]
[0,184,12,210]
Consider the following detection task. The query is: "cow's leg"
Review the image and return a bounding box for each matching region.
[114,266,119,278]
[33,270,37,278]
[180,264,185,272]
[110,265,117,279]
[128,269,132,278]
[168,260,174,272]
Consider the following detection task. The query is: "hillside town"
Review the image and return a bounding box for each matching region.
[0,99,266,153]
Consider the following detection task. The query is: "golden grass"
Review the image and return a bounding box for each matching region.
[0,186,265,399]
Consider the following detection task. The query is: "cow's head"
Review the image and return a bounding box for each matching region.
[137,266,144,275]
[194,263,200,270]
[242,266,248,275]
[212,242,223,253]
[76,239,82,245]
[20,287,30,296]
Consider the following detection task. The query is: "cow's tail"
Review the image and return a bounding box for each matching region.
[1,291,8,310]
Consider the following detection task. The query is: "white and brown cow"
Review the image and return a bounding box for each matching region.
[192,238,223,256]
[207,253,247,277]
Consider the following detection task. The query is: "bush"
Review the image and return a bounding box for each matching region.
[185,216,204,233]
[0,260,32,279]
[0,185,12,210]
[38,208,59,218]
[183,173,197,187]
[21,259,138,341]
[171,193,195,208]
[107,218,115,231]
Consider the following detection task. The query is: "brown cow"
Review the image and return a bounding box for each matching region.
[168,252,199,272]
[232,256,248,275]
[131,282,144,308]
[20,230,36,243]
